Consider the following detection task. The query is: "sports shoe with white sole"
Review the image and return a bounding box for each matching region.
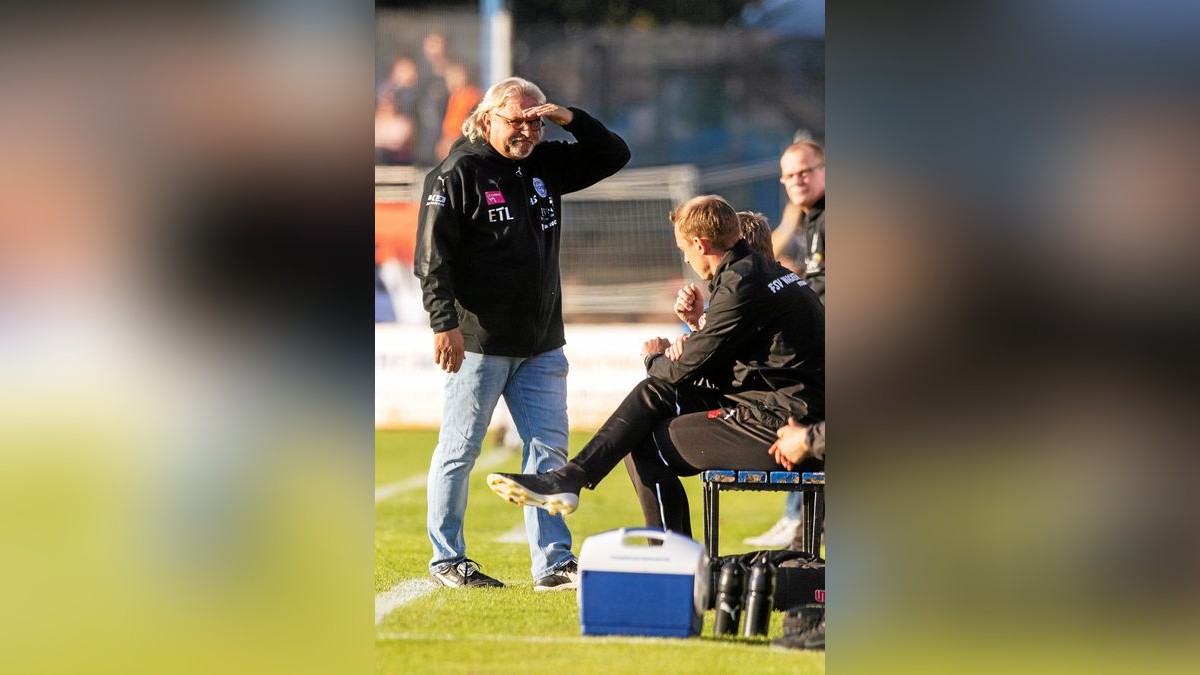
[429,558,504,588]
[487,472,580,516]
[742,516,801,548]
[533,560,579,592]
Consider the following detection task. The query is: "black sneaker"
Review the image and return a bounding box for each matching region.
[533,560,580,592]
[429,559,504,588]
[486,471,580,516]
[771,604,824,650]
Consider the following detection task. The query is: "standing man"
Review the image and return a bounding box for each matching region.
[749,139,826,548]
[415,77,630,589]
[771,140,825,303]
[486,195,824,536]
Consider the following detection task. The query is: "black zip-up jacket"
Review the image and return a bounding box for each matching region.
[414,108,630,356]
[644,240,825,425]
[802,196,825,302]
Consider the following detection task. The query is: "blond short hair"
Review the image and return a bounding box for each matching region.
[461,77,547,144]
[670,195,741,250]
[737,211,775,261]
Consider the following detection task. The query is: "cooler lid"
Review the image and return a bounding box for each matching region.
[578,527,706,575]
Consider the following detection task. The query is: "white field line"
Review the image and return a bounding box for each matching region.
[375,580,437,625]
[493,523,527,543]
[372,474,428,503]
[375,632,782,649]
[375,450,510,503]
[374,451,518,626]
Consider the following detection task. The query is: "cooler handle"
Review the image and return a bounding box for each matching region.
[618,527,670,545]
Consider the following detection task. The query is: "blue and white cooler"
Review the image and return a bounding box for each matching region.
[577,527,710,638]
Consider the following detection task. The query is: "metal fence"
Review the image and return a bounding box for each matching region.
[375,164,696,323]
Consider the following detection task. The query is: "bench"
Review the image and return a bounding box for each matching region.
[700,470,824,558]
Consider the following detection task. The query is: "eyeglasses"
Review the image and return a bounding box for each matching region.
[780,164,825,182]
[492,112,544,131]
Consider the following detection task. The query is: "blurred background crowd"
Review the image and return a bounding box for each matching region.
[375,1,823,172]
[375,1,825,325]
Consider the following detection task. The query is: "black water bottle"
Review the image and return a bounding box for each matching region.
[712,560,745,636]
[742,559,776,637]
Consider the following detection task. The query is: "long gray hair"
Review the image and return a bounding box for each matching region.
[461,77,547,144]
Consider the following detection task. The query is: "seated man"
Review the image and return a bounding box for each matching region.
[768,418,826,651]
[487,195,824,536]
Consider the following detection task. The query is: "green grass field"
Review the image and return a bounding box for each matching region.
[375,429,825,674]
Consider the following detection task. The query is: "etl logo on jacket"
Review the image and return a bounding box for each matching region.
[484,190,505,205]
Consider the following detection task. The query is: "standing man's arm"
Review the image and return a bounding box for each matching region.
[520,102,574,127]
[772,202,804,271]
[415,170,466,373]
[537,107,631,194]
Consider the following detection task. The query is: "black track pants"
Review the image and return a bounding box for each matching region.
[568,377,822,536]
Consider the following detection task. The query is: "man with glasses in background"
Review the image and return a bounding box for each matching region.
[772,140,826,302]
[415,76,630,590]
[746,138,827,548]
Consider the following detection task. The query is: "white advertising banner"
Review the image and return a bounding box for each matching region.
[375,323,682,429]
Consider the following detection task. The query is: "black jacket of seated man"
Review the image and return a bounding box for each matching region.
[568,239,824,536]
[643,239,824,427]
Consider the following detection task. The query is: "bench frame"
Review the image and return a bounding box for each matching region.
[700,470,824,558]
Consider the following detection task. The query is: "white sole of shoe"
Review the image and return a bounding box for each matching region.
[428,573,503,589]
[486,474,579,516]
[429,573,464,588]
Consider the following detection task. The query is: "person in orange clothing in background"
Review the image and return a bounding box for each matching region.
[435,61,481,161]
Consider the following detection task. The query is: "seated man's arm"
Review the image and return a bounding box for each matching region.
[645,278,753,384]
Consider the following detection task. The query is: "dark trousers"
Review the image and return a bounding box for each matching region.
[570,378,822,537]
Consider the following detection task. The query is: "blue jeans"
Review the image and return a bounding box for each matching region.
[427,347,575,579]
[785,491,803,519]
